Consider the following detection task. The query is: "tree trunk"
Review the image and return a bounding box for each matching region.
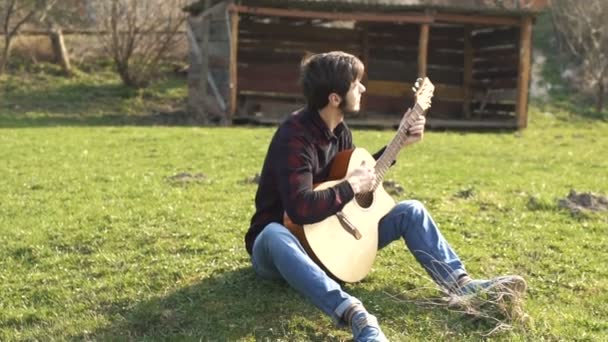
[49,27,72,76]
[0,36,12,75]
[597,80,605,113]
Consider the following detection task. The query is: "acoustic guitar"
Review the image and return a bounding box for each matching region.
[284,77,435,283]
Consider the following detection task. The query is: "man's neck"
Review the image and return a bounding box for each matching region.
[318,107,344,132]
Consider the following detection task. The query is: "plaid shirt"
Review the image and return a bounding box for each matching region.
[245,107,385,254]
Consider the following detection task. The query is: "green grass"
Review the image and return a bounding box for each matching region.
[1,68,608,341]
[1,63,188,127]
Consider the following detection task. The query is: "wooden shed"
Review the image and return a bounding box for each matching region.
[184,0,549,129]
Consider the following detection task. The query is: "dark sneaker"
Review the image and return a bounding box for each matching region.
[351,310,388,342]
[452,275,527,297]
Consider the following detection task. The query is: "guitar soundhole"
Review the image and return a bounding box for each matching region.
[355,192,374,209]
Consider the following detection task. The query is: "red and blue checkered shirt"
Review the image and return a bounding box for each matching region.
[245,106,386,254]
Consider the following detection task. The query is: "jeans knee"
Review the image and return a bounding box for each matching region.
[260,223,301,250]
[396,199,426,216]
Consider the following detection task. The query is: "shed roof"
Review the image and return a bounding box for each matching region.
[185,0,550,15]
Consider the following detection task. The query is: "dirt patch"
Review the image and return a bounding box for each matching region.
[455,186,475,199]
[240,173,261,185]
[166,172,207,184]
[558,190,608,214]
[383,179,404,196]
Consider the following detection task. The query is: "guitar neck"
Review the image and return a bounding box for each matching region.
[374,102,425,184]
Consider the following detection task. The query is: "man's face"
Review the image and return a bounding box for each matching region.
[342,79,366,114]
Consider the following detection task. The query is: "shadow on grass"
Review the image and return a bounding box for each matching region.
[76,266,509,341]
[79,267,332,341]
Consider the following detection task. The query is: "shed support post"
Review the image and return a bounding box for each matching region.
[417,23,429,78]
[228,8,239,124]
[516,16,533,129]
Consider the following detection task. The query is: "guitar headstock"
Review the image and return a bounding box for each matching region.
[412,77,434,112]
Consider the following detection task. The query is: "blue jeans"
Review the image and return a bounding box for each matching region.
[250,200,466,325]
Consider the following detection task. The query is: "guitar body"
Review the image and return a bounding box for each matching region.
[285,148,395,283]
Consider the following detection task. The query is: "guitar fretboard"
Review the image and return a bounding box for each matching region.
[372,102,425,189]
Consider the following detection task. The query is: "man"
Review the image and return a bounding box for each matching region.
[245,51,525,341]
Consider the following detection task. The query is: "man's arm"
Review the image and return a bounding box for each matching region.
[277,135,355,225]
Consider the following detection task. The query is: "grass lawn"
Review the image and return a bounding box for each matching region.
[1,67,607,341]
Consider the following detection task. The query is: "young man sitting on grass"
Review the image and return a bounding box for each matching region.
[245,51,526,341]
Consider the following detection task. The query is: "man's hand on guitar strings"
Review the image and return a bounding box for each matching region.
[404,115,426,146]
[346,160,376,194]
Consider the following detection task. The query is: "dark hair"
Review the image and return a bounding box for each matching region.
[300,51,364,110]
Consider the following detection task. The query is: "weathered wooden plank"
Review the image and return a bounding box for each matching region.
[435,13,519,26]
[238,63,301,94]
[238,77,302,95]
[367,91,470,117]
[471,102,516,112]
[237,97,304,118]
[427,99,466,117]
[474,47,518,59]
[239,39,360,54]
[474,57,519,69]
[239,21,361,42]
[472,27,519,48]
[429,24,466,39]
[471,89,517,102]
[472,78,518,89]
[367,60,418,82]
[428,39,465,51]
[238,49,306,64]
[516,16,533,128]
[473,68,519,80]
[426,67,463,85]
[369,48,418,62]
[366,23,420,36]
[231,4,434,24]
[366,80,414,97]
[366,80,465,101]
[367,22,465,40]
[367,33,420,47]
[428,60,464,71]
[434,83,466,101]
[428,50,464,66]
[365,94,413,114]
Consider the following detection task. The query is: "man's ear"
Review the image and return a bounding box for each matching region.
[328,93,342,107]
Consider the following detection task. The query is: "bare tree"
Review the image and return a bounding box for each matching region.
[94,0,187,88]
[0,0,56,74]
[42,0,88,76]
[552,0,608,113]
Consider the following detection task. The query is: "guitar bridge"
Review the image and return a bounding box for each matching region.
[336,211,362,240]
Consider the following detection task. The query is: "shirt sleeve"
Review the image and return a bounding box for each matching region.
[276,134,355,225]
